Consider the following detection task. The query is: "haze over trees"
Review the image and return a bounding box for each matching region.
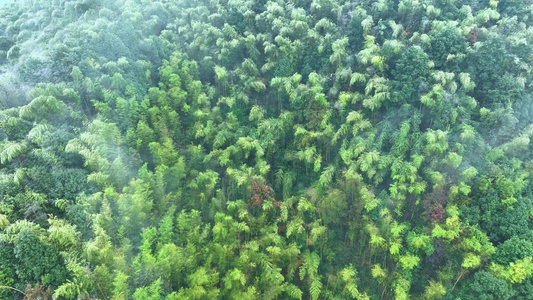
[0,0,533,299]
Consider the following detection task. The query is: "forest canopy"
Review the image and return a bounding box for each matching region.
[1,0,533,299]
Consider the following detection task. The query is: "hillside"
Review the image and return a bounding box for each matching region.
[0,0,533,299]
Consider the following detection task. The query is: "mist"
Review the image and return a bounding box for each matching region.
[0,0,14,7]
[0,0,532,299]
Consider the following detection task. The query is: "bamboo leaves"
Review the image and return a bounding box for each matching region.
[0,140,28,165]
[363,77,390,111]
[300,252,321,300]
[339,266,368,299]
[329,37,348,69]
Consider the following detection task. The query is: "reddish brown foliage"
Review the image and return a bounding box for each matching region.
[249,180,280,215]
[430,203,446,223]
[467,28,479,43]
[422,187,447,223]
[24,283,52,300]
[256,77,268,87]
[249,180,276,208]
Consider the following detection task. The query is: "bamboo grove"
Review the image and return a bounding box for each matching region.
[1,0,533,299]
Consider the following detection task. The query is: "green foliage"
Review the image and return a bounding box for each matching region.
[494,237,533,265]
[13,229,68,288]
[392,46,431,104]
[425,26,466,69]
[457,271,515,300]
[424,280,446,299]
[0,141,28,165]
[112,271,130,300]
[399,253,421,270]
[0,0,532,299]
[133,279,161,300]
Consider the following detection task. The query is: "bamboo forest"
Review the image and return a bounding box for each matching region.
[0,0,533,299]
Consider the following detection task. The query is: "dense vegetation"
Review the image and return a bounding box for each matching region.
[1,0,533,299]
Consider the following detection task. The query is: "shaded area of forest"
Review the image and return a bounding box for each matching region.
[1,0,533,299]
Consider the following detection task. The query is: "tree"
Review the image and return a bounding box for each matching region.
[133,279,161,300]
[494,237,533,265]
[0,0,532,299]
[13,229,68,288]
[391,46,431,105]
[456,271,514,300]
[425,26,466,69]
